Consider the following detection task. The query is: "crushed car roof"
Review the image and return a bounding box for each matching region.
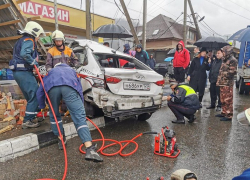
[73,39,133,58]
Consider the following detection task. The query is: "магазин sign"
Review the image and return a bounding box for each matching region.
[19,1,70,23]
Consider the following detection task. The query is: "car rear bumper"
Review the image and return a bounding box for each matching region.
[91,88,163,117]
[105,105,161,118]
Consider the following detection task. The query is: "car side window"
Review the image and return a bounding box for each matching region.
[93,53,151,70]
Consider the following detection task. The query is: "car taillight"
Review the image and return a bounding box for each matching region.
[155,80,165,86]
[78,74,105,88]
[105,75,121,84]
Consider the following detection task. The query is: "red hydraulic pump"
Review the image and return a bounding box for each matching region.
[154,126,180,158]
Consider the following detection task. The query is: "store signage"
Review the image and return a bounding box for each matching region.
[19,1,70,23]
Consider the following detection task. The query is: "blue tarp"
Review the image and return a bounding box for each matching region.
[239,41,250,68]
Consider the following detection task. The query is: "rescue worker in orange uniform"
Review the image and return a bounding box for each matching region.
[46,30,78,71]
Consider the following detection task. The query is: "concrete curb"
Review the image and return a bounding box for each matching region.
[0,116,105,162]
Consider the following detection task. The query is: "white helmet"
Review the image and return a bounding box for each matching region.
[51,30,65,42]
[23,21,44,38]
[38,65,47,76]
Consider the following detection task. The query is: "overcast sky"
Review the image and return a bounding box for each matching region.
[49,0,250,37]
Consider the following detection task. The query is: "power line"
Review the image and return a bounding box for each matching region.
[155,13,183,40]
[102,0,155,18]
[113,7,119,19]
[148,0,177,18]
[135,5,143,33]
[198,22,213,36]
[194,13,222,37]
[199,26,212,36]
[147,0,166,14]
[200,22,214,34]
[116,0,132,23]
[200,27,213,36]
[149,0,177,15]
[114,0,125,16]
[228,0,250,13]
[205,0,250,21]
[201,20,222,37]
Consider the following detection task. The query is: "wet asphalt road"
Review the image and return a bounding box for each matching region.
[1,86,250,180]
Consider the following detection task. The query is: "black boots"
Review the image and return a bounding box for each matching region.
[58,135,67,150]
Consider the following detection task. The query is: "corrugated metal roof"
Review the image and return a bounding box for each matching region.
[0,0,46,63]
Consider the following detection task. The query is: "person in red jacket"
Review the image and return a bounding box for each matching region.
[173,41,190,83]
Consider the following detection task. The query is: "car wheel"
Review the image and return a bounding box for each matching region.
[104,116,116,124]
[137,113,152,121]
[239,78,245,95]
[84,101,103,118]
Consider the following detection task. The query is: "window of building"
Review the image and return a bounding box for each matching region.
[137,31,142,36]
[152,29,159,35]
[188,30,195,41]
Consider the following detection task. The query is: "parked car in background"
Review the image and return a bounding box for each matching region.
[70,40,164,121]
[154,63,169,77]
[154,61,174,78]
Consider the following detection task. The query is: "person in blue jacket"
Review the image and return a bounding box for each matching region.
[36,63,103,162]
[165,81,200,124]
[123,43,133,56]
[135,44,149,65]
[233,168,250,180]
[9,21,45,129]
[148,54,156,69]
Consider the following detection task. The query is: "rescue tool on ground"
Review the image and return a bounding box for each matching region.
[154,126,180,158]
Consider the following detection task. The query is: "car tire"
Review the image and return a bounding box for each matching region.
[137,113,152,121]
[239,78,245,95]
[104,116,116,124]
[84,101,103,118]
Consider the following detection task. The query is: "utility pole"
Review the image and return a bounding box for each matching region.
[142,0,147,49]
[183,0,187,46]
[86,0,92,39]
[54,0,58,30]
[188,0,201,40]
[120,0,139,44]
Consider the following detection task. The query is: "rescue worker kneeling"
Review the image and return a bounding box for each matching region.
[36,63,103,162]
[166,82,200,124]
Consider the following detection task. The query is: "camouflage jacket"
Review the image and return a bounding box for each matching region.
[216,55,237,87]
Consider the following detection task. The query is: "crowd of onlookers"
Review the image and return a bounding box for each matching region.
[103,41,156,69]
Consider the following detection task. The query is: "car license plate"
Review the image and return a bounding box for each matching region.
[124,82,150,91]
[244,79,250,82]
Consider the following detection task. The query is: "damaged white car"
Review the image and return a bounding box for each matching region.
[70,40,164,121]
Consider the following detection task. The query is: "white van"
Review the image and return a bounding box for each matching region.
[71,40,164,121]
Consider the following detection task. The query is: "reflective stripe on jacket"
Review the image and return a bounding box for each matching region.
[46,46,78,71]
[9,35,38,71]
[171,84,200,110]
[178,85,196,97]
